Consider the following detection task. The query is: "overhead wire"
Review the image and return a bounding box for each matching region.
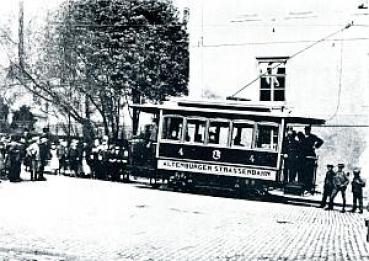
[228,22,353,98]
[326,36,344,121]
[196,37,369,48]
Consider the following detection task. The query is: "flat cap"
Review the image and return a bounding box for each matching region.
[353,168,361,174]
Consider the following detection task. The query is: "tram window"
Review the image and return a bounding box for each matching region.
[185,119,206,144]
[231,122,254,148]
[208,121,230,146]
[161,117,183,141]
[256,124,279,150]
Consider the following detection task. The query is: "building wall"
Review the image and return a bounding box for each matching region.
[188,0,369,120]
[188,0,369,184]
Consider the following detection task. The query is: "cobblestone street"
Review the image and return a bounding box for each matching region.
[0,173,369,260]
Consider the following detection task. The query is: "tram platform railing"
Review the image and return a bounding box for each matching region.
[280,155,319,195]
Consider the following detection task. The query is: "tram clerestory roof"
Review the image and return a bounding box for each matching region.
[130,99,325,125]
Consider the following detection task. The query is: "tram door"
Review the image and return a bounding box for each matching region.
[282,126,319,193]
[128,114,158,179]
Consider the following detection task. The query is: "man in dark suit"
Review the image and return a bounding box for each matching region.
[319,164,335,208]
[301,126,324,191]
[37,137,49,181]
[7,136,23,182]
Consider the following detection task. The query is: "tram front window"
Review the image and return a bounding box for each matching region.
[231,122,254,148]
[161,116,183,141]
[185,119,206,144]
[256,124,279,150]
[208,121,230,146]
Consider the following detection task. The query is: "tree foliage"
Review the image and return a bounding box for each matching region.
[10,105,36,131]
[10,0,189,139]
[0,98,10,132]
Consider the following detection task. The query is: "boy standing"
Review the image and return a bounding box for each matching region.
[351,168,365,214]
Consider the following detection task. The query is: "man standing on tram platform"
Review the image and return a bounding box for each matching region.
[301,126,324,190]
[283,129,299,183]
[327,163,349,212]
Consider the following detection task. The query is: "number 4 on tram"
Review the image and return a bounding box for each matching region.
[130,99,325,196]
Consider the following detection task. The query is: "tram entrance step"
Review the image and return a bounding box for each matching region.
[284,182,305,195]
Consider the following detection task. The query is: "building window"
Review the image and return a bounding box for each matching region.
[257,57,287,102]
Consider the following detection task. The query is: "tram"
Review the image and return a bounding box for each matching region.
[129,99,325,195]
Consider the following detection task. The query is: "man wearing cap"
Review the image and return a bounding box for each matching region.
[319,164,335,208]
[37,137,49,181]
[69,141,80,177]
[301,126,324,191]
[107,145,117,181]
[26,137,40,181]
[351,168,365,213]
[283,129,299,183]
[327,163,349,212]
[57,139,66,175]
[7,136,23,182]
[97,135,109,180]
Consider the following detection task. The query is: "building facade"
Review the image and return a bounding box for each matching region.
[187,0,369,180]
[188,0,369,119]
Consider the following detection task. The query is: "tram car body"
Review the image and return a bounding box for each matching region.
[130,99,325,195]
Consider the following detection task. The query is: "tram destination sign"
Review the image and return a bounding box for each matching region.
[157,159,276,181]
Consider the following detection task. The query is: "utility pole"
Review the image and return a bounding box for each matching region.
[18,0,24,71]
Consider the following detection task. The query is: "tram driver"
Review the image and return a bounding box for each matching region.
[283,128,298,183]
[300,126,324,191]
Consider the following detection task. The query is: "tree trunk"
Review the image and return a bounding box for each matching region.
[132,89,141,135]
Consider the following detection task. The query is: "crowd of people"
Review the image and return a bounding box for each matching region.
[283,125,324,190]
[0,131,129,183]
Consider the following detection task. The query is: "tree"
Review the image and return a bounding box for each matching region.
[5,0,189,140]
[0,98,10,132]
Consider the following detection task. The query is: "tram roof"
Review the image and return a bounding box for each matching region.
[130,99,326,125]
